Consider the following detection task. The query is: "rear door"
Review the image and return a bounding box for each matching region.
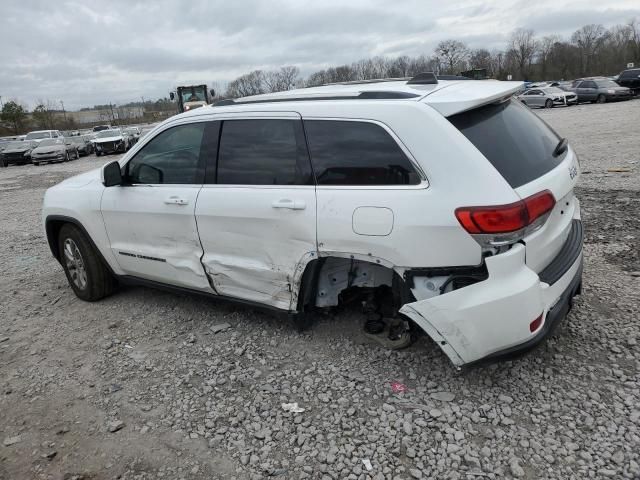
[577,81,597,101]
[195,114,317,310]
[448,99,579,274]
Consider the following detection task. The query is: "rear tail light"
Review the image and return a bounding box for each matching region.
[455,190,555,247]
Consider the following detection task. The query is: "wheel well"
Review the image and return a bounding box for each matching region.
[44,216,113,276]
[296,256,412,312]
[45,218,68,262]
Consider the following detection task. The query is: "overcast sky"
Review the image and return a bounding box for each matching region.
[1,0,639,110]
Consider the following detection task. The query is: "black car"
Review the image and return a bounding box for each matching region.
[616,68,640,95]
[1,140,37,167]
[70,135,94,156]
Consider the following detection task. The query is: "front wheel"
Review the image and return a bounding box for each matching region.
[1,158,6,168]
[75,149,79,159]
[58,224,116,301]
[596,94,606,104]
[545,99,553,108]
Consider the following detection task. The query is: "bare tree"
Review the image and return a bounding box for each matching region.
[263,66,300,92]
[537,35,560,79]
[469,49,493,73]
[508,28,538,79]
[571,24,608,76]
[226,70,266,98]
[435,40,469,74]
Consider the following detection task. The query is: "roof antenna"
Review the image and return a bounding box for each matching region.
[407,72,438,85]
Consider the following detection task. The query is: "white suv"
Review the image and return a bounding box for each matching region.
[42,73,583,367]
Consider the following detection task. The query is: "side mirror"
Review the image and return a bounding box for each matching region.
[209,89,215,98]
[102,161,123,187]
[169,92,175,101]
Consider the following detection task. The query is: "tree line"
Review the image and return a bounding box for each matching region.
[219,19,640,98]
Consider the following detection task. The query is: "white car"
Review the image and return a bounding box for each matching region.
[93,128,131,156]
[25,129,64,143]
[42,73,583,367]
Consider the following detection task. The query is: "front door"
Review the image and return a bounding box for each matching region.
[101,121,211,291]
[195,115,317,310]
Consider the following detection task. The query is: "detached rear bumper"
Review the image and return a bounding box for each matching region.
[401,220,583,367]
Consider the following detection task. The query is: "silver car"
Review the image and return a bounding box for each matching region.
[518,87,578,108]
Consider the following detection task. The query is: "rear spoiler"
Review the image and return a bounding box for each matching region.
[422,81,525,117]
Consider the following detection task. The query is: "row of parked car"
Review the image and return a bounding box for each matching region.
[518,69,640,108]
[0,126,147,167]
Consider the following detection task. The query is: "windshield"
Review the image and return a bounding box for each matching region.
[70,137,85,143]
[97,130,121,138]
[25,131,52,140]
[6,141,29,149]
[448,99,564,188]
[39,139,63,147]
[595,79,619,88]
[180,87,206,103]
[543,87,564,94]
[125,128,138,134]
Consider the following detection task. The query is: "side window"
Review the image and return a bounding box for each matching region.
[126,123,205,184]
[216,119,311,185]
[304,120,421,186]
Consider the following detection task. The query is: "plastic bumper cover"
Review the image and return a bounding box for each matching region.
[400,220,583,367]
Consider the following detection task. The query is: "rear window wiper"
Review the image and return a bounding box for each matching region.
[553,137,568,157]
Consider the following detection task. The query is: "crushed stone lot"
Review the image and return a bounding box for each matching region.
[1,101,639,480]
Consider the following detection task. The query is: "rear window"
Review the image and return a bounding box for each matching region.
[448,99,565,188]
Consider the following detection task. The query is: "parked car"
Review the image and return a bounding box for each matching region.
[124,127,142,145]
[616,68,640,95]
[517,87,578,108]
[569,78,632,103]
[42,74,583,368]
[92,125,112,132]
[25,130,63,143]
[31,138,79,165]
[70,135,94,156]
[93,129,131,156]
[0,140,38,167]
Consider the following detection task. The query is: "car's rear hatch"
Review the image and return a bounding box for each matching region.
[444,97,580,277]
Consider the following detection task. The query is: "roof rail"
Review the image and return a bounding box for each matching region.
[213,91,420,107]
[322,77,409,86]
[407,72,438,85]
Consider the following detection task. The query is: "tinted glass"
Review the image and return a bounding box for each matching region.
[25,132,51,140]
[582,81,596,88]
[595,80,618,88]
[304,120,420,186]
[217,119,310,185]
[448,99,564,188]
[126,123,204,184]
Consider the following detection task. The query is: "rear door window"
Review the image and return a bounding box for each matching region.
[448,99,565,188]
[304,120,420,186]
[216,119,312,185]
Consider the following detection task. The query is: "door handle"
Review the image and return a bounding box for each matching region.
[272,198,306,210]
[164,196,189,205]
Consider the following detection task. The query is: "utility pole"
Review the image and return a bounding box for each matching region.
[60,100,67,123]
[0,95,3,110]
[109,103,116,125]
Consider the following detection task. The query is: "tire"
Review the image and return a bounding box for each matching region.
[75,149,79,159]
[545,99,553,108]
[96,151,101,157]
[596,94,606,104]
[33,162,40,166]
[58,224,116,302]
[65,152,70,162]
[1,158,6,168]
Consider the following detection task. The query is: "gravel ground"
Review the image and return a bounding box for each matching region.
[1,100,639,480]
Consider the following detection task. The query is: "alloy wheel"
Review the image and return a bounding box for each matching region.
[63,238,88,290]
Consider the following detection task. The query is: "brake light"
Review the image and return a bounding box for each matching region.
[455,190,556,246]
